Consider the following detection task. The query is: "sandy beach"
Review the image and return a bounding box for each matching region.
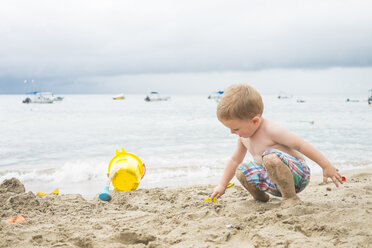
[1,169,371,248]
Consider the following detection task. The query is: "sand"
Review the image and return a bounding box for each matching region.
[0,169,371,248]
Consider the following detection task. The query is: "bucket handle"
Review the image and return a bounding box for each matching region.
[141,163,146,179]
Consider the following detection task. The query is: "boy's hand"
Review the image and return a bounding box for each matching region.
[323,165,343,187]
[211,185,226,201]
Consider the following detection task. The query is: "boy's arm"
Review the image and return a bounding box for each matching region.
[211,139,247,199]
[269,124,343,187]
[296,140,342,186]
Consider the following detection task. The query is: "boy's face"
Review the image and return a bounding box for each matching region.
[220,117,261,138]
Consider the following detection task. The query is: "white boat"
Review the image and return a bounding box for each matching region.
[208,91,224,100]
[144,92,170,102]
[53,96,64,101]
[368,89,372,106]
[22,91,54,104]
[277,91,293,99]
[113,94,125,100]
[346,98,359,102]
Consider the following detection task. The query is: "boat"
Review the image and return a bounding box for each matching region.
[113,94,125,100]
[208,91,224,100]
[22,91,54,104]
[53,96,64,101]
[368,89,372,106]
[144,92,170,102]
[277,91,293,99]
[346,98,359,102]
[296,98,306,103]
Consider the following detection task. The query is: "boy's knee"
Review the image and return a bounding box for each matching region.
[262,154,281,169]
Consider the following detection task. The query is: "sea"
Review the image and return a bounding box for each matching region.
[0,94,371,198]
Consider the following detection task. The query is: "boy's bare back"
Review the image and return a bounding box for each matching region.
[239,118,305,164]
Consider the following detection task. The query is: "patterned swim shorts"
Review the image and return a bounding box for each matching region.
[237,149,310,197]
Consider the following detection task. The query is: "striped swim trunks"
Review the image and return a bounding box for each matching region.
[237,149,310,197]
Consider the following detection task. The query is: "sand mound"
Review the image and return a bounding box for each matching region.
[0,178,25,194]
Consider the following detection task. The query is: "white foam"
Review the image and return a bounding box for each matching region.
[0,158,107,184]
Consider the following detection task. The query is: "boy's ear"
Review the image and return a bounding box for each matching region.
[252,116,261,124]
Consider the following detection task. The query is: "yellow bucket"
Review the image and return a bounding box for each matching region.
[107,148,146,191]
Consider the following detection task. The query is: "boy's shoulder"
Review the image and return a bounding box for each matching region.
[261,118,286,134]
[261,118,278,128]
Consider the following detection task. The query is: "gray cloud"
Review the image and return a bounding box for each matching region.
[1,0,372,93]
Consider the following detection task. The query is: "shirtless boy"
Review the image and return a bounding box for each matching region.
[211,84,343,207]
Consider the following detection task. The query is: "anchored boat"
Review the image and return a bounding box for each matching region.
[22,91,54,104]
[144,92,170,102]
[208,91,224,100]
[113,94,125,100]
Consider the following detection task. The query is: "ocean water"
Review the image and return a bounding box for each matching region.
[0,94,371,198]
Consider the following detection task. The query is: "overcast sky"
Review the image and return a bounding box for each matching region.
[1,0,372,95]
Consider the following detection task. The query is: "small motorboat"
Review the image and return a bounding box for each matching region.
[53,96,64,101]
[368,89,372,106]
[277,91,293,99]
[346,98,359,102]
[113,94,125,100]
[208,91,224,100]
[144,92,170,102]
[22,91,54,104]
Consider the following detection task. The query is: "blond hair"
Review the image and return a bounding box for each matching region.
[217,84,263,120]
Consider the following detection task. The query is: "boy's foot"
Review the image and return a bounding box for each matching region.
[254,192,270,202]
[280,196,302,208]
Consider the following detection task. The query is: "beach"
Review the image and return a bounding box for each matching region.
[0,169,371,248]
[1,1,372,247]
